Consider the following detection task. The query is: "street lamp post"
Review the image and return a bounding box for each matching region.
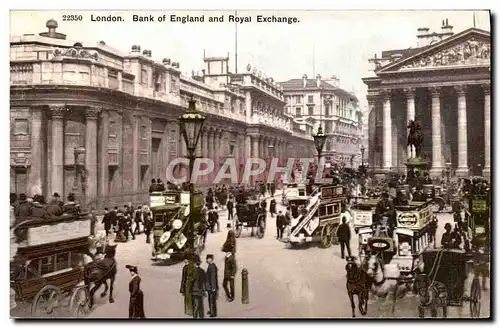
[73,146,86,203]
[360,145,365,167]
[178,97,206,316]
[312,125,327,159]
[445,162,452,183]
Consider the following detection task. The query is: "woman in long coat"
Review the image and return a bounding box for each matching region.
[126,265,145,319]
[221,230,236,254]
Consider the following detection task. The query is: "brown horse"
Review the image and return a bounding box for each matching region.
[83,244,117,308]
[345,258,370,317]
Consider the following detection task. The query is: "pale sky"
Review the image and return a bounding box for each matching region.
[10,10,490,110]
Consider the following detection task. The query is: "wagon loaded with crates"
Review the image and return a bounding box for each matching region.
[10,213,93,317]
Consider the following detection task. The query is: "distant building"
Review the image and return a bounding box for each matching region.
[363,19,490,178]
[9,19,314,206]
[281,74,363,167]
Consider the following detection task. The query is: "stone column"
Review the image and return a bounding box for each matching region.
[50,105,66,197]
[429,87,443,177]
[98,110,109,205]
[132,115,140,201]
[482,84,490,179]
[201,129,209,158]
[28,107,44,197]
[207,129,213,160]
[85,106,101,207]
[455,86,469,177]
[382,91,392,170]
[251,136,259,158]
[404,88,416,158]
[245,135,251,158]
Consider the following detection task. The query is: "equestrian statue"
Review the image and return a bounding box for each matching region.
[407,120,424,158]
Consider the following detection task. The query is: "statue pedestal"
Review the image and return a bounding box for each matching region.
[404,157,429,186]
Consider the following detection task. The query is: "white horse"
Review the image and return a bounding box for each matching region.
[365,254,414,314]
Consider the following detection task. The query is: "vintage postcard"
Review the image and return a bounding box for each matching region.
[9,9,491,319]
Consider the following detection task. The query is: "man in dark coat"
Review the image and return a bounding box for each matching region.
[191,255,206,319]
[270,182,276,197]
[31,195,48,219]
[205,254,218,317]
[156,179,166,192]
[149,179,158,193]
[441,223,456,249]
[269,199,277,218]
[102,208,112,236]
[337,217,352,259]
[375,192,395,226]
[223,251,237,302]
[227,196,234,221]
[276,210,286,240]
[15,193,32,218]
[63,193,80,214]
[143,210,153,244]
[46,193,63,217]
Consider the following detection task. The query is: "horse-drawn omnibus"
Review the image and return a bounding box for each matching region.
[150,190,204,262]
[391,200,434,275]
[361,199,434,275]
[10,213,93,317]
[286,185,345,248]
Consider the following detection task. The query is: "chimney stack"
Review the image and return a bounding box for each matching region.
[441,18,454,37]
[302,74,308,88]
[316,74,321,87]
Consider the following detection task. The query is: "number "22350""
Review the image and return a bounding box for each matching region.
[62,15,83,21]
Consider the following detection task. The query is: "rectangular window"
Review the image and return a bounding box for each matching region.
[294,96,301,104]
[40,256,55,275]
[141,66,148,85]
[14,118,28,135]
[307,95,314,103]
[56,253,70,271]
[295,107,302,117]
[325,106,330,117]
[308,106,314,116]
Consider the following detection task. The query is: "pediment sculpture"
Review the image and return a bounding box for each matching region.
[52,47,99,61]
[400,38,490,70]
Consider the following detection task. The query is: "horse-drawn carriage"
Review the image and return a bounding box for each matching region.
[234,200,266,238]
[10,213,96,317]
[416,249,483,318]
[150,189,205,262]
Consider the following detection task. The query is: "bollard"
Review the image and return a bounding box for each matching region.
[241,268,249,304]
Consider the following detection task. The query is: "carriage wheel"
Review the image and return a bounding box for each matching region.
[255,214,266,239]
[31,285,62,317]
[234,218,242,238]
[331,224,340,245]
[470,276,481,318]
[320,224,334,248]
[69,286,90,317]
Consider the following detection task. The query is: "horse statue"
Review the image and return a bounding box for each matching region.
[407,120,424,158]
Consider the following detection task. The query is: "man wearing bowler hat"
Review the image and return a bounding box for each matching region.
[191,255,206,319]
[205,254,218,317]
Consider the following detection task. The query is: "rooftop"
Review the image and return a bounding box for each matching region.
[281,78,357,101]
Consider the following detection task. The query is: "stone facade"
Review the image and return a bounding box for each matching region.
[281,74,363,166]
[363,22,490,179]
[10,20,314,207]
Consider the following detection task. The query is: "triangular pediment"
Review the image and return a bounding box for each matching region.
[377,28,490,73]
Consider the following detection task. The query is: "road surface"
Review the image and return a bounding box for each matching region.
[81,195,490,319]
